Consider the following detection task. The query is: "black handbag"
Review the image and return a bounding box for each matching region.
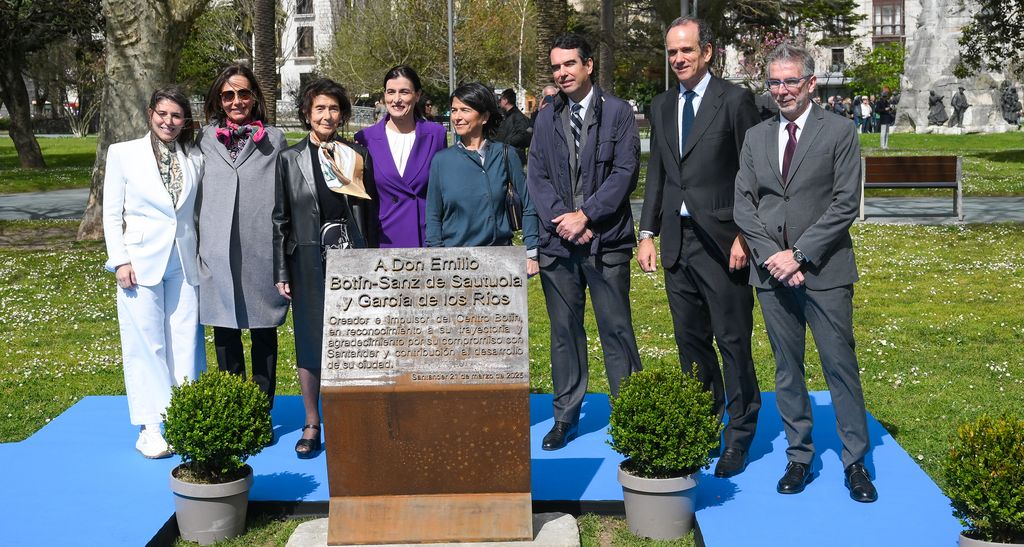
[502,144,524,231]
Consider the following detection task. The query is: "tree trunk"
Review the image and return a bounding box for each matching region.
[534,0,568,95]
[0,56,46,168]
[598,0,614,91]
[77,0,208,240]
[253,0,276,125]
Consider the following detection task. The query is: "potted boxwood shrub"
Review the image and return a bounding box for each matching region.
[163,370,272,545]
[945,413,1024,546]
[607,365,722,540]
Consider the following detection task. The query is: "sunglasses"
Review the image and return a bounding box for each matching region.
[220,88,254,103]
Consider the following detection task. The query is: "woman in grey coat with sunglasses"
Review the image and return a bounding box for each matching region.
[196,64,288,418]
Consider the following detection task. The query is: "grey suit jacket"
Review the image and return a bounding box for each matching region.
[733,104,861,290]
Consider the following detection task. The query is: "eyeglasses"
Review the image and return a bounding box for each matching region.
[220,88,254,103]
[766,76,812,90]
[152,110,187,124]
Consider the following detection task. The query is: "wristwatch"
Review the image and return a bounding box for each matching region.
[792,247,808,265]
[638,230,655,241]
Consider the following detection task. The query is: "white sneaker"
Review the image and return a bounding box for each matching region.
[136,426,172,459]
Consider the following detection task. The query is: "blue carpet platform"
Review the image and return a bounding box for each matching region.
[0,392,960,546]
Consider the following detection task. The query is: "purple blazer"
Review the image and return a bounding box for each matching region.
[355,117,447,247]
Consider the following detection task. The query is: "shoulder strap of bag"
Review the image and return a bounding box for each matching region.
[502,143,513,188]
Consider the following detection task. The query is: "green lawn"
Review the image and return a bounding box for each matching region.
[0,136,96,193]
[629,131,1024,200]
[4,132,1023,197]
[859,131,1024,196]
[2,219,1022,545]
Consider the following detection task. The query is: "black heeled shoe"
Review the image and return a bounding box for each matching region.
[295,424,321,459]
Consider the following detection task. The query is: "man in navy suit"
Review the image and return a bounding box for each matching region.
[638,16,762,478]
[527,33,643,450]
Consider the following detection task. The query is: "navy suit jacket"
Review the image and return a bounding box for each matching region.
[526,85,640,258]
[640,75,759,267]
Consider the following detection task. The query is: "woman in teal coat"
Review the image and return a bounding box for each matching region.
[425,82,539,275]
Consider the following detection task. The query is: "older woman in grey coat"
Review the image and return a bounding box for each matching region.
[196,64,288,412]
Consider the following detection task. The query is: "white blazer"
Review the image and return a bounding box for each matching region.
[103,133,204,287]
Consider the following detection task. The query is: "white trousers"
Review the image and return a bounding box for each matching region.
[116,244,206,425]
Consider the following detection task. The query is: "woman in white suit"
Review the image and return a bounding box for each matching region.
[103,86,207,459]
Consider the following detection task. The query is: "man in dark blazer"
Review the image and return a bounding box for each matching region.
[733,43,877,503]
[494,88,532,164]
[527,33,643,450]
[637,16,762,478]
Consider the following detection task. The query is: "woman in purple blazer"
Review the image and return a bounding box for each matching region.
[355,65,447,247]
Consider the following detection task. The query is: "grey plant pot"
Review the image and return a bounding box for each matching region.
[170,464,253,545]
[960,533,1024,546]
[617,463,698,541]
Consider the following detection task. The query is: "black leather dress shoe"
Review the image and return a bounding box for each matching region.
[844,462,878,503]
[714,447,748,478]
[541,421,578,451]
[777,461,812,494]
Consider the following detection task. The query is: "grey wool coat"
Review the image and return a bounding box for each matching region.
[196,124,289,329]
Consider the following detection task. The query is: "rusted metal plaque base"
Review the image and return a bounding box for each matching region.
[322,385,532,544]
[327,493,532,545]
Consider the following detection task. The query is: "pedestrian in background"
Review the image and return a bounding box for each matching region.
[857,96,873,133]
[875,87,895,149]
[493,88,532,164]
[530,85,558,126]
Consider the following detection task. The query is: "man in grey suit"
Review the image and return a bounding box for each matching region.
[638,16,762,478]
[733,43,877,503]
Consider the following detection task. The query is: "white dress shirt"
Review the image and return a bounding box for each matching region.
[386,127,416,176]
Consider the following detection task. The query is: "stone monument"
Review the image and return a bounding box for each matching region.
[319,246,532,545]
[898,0,1019,133]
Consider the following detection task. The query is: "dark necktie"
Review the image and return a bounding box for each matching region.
[782,122,798,182]
[679,89,695,158]
[570,103,583,162]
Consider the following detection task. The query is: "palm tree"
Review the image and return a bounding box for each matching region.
[598,0,614,90]
[253,0,276,124]
[534,0,567,96]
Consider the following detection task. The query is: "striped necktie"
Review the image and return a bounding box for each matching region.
[570,103,583,162]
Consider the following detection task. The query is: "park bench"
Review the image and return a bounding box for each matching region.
[860,155,963,220]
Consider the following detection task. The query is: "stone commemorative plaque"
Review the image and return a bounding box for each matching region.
[320,246,532,545]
